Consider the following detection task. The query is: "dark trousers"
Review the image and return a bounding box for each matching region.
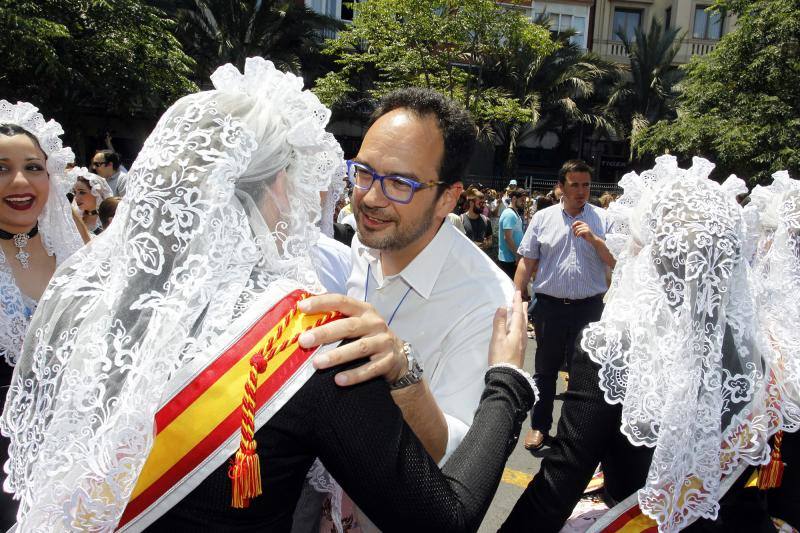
[499,260,517,279]
[501,344,653,533]
[529,294,603,433]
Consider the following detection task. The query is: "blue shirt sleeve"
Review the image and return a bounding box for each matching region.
[499,210,513,231]
[517,212,540,259]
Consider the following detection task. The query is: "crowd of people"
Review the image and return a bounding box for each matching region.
[0,57,797,533]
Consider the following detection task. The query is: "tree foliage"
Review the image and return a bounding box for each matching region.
[487,24,620,174]
[0,0,196,120]
[176,0,343,82]
[607,18,684,145]
[634,0,800,182]
[313,0,556,130]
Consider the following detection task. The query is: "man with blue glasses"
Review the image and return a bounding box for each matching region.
[296,87,515,529]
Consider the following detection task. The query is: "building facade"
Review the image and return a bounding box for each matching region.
[591,0,737,63]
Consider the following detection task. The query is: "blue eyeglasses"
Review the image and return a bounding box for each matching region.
[346,160,446,204]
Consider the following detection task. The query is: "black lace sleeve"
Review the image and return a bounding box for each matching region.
[304,365,532,533]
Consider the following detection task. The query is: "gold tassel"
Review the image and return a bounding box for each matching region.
[228,298,339,509]
[758,431,784,490]
[230,446,262,508]
[229,351,268,508]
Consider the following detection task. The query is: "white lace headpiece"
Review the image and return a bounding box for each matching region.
[1,57,344,530]
[0,100,83,366]
[747,170,800,434]
[67,166,114,207]
[581,156,797,531]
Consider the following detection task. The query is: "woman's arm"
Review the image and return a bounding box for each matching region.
[308,296,533,532]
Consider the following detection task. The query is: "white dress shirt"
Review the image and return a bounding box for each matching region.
[106,170,127,197]
[518,201,612,299]
[347,221,514,460]
[311,234,352,294]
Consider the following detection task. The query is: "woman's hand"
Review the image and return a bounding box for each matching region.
[488,291,527,369]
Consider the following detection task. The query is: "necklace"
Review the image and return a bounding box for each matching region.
[0,225,38,270]
[364,264,413,327]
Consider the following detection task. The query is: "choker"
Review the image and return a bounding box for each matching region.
[0,225,38,269]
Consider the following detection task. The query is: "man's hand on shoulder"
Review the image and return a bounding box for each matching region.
[298,294,407,387]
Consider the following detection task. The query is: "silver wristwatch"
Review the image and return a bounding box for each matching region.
[389,341,424,390]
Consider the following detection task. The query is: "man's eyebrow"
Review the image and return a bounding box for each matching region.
[352,159,422,182]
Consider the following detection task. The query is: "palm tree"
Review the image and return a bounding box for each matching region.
[176,0,343,83]
[607,18,684,145]
[486,25,621,175]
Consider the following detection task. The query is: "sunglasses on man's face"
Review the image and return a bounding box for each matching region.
[91,161,108,169]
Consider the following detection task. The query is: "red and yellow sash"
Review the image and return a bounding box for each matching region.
[118,289,339,530]
[587,462,751,533]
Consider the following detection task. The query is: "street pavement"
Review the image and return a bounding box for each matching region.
[478,337,568,532]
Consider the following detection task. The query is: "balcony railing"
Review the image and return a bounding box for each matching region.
[592,38,719,64]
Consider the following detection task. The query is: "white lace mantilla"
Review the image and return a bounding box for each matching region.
[67,166,114,208]
[0,100,83,367]
[581,156,799,532]
[0,58,344,531]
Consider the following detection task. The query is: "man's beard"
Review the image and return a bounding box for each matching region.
[355,198,438,251]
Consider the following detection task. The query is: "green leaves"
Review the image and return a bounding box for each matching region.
[175,0,343,81]
[607,18,684,146]
[635,0,800,182]
[0,0,196,120]
[312,0,555,129]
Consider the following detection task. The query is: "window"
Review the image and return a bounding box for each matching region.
[541,11,587,47]
[341,0,361,21]
[693,5,723,39]
[612,8,642,41]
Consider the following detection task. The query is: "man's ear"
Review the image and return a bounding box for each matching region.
[437,181,462,216]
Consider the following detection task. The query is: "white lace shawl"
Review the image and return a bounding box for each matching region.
[0,58,344,531]
[67,167,114,209]
[0,100,83,367]
[747,171,800,433]
[581,156,798,532]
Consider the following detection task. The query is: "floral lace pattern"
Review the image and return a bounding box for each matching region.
[0,58,344,531]
[581,156,798,532]
[0,100,83,367]
[748,172,800,433]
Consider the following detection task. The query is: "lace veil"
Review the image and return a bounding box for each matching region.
[67,166,114,207]
[0,100,83,367]
[581,156,796,531]
[747,171,800,433]
[1,58,343,530]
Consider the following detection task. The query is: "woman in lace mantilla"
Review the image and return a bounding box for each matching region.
[69,166,114,235]
[1,58,536,532]
[0,103,84,370]
[578,157,800,532]
[0,101,85,530]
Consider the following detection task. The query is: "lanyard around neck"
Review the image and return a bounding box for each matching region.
[365,264,413,327]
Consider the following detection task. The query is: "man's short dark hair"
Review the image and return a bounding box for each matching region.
[508,189,528,200]
[466,189,484,201]
[96,149,121,170]
[558,159,593,184]
[368,88,476,186]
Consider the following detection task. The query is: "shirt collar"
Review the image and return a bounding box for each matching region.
[560,199,586,219]
[356,221,455,300]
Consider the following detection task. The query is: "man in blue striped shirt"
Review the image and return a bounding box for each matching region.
[512,160,615,451]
